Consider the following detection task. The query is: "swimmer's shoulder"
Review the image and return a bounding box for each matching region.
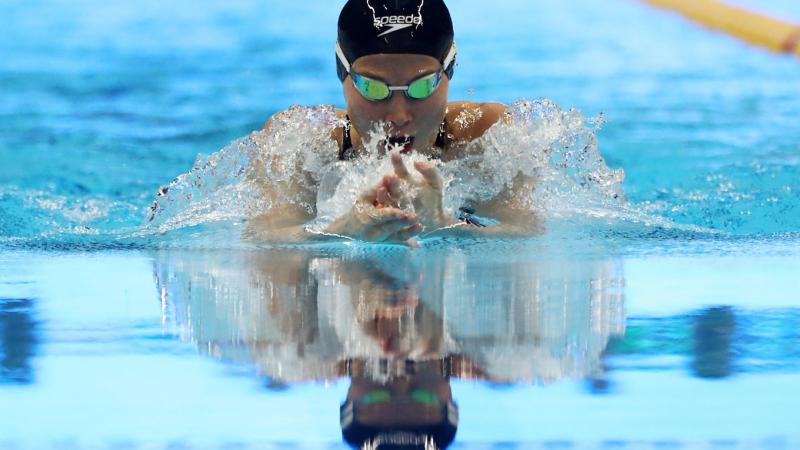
[262,109,291,131]
[262,108,348,147]
[445,101,509,142]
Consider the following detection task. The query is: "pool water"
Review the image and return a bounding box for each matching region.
[2,0,800,448]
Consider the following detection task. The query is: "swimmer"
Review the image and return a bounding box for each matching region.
[249,0,538,245]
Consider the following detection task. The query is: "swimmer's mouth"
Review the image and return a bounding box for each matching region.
[385,136,415,154]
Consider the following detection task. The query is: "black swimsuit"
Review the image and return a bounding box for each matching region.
[338,115,449,161]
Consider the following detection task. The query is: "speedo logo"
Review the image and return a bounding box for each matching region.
[374,15,422,37]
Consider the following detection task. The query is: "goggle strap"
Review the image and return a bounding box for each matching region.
[442,42,457,71]
[336,42,351,74]
[442,42,457,79]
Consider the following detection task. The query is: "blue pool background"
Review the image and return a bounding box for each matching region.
[2,0,800,240]
[2,0,800,448]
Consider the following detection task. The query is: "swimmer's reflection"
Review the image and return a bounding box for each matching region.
[341,360,458,449]
[153,246,625,448]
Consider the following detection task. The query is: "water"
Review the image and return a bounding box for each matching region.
[2,0,800,448]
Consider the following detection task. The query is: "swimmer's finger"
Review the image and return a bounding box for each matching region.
[368,207,416,225]
[358,184,380,203]
[367,216,420,242]
[414,161,443,190]
[391,152,412,180]
[385,175,403,199]
[375,186,390,207]
[389,223,423,242]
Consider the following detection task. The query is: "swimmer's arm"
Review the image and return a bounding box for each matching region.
[243,205,323,243]
[426,103,537,237]
[423,171,541,238]
[462,104,540,235]
[244,112,321,242]
[471,171,541,236]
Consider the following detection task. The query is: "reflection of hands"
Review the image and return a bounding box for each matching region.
[331,257,423,356]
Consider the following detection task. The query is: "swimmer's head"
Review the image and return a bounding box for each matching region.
[341,362,458,449]
[336,0,457,154]
[336,0,456,82]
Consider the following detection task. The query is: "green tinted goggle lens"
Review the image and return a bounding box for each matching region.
[409,389,440,405]
[352,72,441,101]
[353,76,390,101]
[360,389,392,404]
[359,388,440,405]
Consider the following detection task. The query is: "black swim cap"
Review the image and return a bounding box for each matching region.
[340,401,458,450]
[336,0,456,82]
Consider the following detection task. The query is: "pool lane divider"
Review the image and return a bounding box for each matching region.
[644,0,800,58]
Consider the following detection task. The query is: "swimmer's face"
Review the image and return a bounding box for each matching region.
[344,53,449,155]
[346,367,453,427]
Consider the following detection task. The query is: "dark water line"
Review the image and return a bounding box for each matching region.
[605,307,800,378]
[0,298,39,385]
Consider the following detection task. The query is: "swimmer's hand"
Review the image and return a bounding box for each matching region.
[323,179,423,246]
[380,152,457,231]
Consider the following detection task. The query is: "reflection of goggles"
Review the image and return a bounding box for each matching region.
[360,388,441,406]
[335,42,457,102]
[340,396,459,450]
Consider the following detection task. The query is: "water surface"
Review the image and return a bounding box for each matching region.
[1,0,800,448]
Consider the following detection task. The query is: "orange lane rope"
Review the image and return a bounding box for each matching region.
[644,0,800,58]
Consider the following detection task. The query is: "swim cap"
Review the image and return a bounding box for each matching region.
[340,398,458,450]
[336,0,457,82]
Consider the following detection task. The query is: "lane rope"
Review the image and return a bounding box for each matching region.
[644,0,800,58]
[781,28,800,54]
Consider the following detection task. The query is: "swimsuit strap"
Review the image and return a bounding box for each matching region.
[338,116,448,161]
[339,114,355,161]
[434,119,448,150]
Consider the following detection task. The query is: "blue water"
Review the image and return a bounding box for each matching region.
[2,0,800,448]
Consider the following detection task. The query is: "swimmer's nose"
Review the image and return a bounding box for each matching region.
[385,95,412,130]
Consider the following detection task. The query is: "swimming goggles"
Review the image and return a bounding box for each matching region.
[335,42,457,102]
[350,70,443,101]
[359,388,441,405]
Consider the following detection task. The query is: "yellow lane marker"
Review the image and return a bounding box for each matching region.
[782,29,800,54]
[644,0,800,57]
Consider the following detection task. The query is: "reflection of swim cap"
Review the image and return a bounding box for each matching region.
[340,398,458,450]
[336,0,457,82]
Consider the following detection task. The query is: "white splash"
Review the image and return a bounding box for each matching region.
[143,99,709,241]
